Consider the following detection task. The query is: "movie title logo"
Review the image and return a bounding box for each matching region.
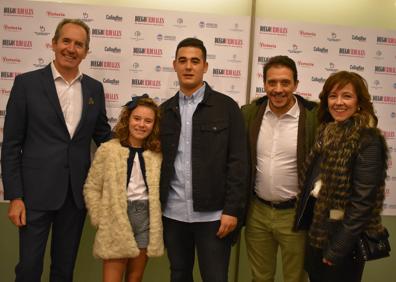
[311,76,326,83]
[102,78,119,85]
[3,24,22,32]
[156,34,176,41]
[199,21,218,28]
[258,56,270,64]
[3,7,34,17]
[352,35,366,42]
[372,95,396,104]
[0,71,20,80]
[259,25,288,36]
[325,62,338,72]
[299,30,316,37]
[34,25,50,36]
[2,56,21,64]
[212,68,241,78]
[134,16,164,26]
[377,36,396,46]
[350,64,364,72]
[338,48,365,57]
[90,60,120,71]
[374,66,396,75]
[104,92,119,102]
[313,46,328,53]
[133,47,163,57]
[259,42,276,49]
[2,39,32,49]
[297,60,314,68]
[327,32,341,42]
[288,44,302,54]
[92,28,122,39]
[46,11,65,18]
[0,88,11,96]
[104,46,121,54]
[131,79,161,89]
[214,37,243,48]
[106,14,123,22]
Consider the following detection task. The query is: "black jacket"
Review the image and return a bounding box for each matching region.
[159,83,247,218]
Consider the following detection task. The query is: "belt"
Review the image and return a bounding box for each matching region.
[255,194,296,209]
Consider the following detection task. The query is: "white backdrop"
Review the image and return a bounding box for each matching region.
[1,0,395,215]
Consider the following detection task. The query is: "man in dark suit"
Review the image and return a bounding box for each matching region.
[1,19,111,282]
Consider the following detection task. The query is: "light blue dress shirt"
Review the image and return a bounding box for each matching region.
[163,83,222,222]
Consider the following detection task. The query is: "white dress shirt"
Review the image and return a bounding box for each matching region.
[51,62,83,138]
[127,153,148,201]
[255,98,300,201]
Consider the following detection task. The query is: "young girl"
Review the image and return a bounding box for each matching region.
[84,94,163,282]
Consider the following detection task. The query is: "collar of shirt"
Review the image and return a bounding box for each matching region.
[50,61,83,85]
[178,83,206,106]
[264,95,300,120]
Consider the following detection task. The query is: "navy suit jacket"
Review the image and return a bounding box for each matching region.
[1,64,111,210]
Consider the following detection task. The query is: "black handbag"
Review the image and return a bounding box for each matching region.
[356,228,391,261]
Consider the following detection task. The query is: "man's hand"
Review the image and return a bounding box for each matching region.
[216,214,237,239]
[8,199,26,227]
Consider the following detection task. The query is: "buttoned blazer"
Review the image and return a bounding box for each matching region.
[1,64,111,210]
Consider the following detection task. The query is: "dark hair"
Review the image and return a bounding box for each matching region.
[263,55,298,83]
[175,37,207,61]
[318,71,377,125]
[52,18,90,50]
[113,96,161,152]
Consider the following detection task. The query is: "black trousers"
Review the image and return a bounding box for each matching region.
[163,216,233,282]
[15,189,86,282]
[306,245,365,282]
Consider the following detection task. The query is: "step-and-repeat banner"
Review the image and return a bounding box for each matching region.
[1,0,395,215]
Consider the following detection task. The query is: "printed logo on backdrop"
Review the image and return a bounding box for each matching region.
[46,11,65,18]
[2,39,32,49]
[3,7,34,17]
[133,47,163,57]
[255,86,265,96]
[104,92,120,108]
[207,54,216,60]
[228,54,241,64]
[129,62,143,73]
[103,78,119,86]
[92,28,122,39]
[156,34,176,41]
[372,95,396,104]
[155,65,174,73]
[297,60,314,68]
[134,16,164,26]
[106,14,123,22]
[327,32,341,42]
[313,46,328,54]
[0,109,6,118]
[377,36,396,46]
[373,50,384,60]
[370,79,383,90]
[259,42,276,49]
[131,79,161,89]
[131,31,144,41]
[311,76,326,84]
[256,72,263,80]
[34,25,50,36]
[1,71,21,80]
[325,62,338,72]
[2,56,21,64]
[81,12,93,22]
[390,112,396,119]
[259,25,288,36]
[214,38,242,48]
[198,21,218,29]
[374,66,396,75]
[3,24,22,32]
[229,23,243,32]
[169,80,180,91]
[225,84,240,95]
[0,88,11,96]
[288,44,302,54]
[338,48,365,58]
[173,18,186,28]
[350,64,365,72]
[104,46,121,54]
[352,34,367,42]
[258,56,270,65]
[299,30,316,38]
[33,58,46,68]
[297,91,313,98]
[108,116,118,125]
[212,68,241,78]
[383,130,395,139]
[90,60,120,71]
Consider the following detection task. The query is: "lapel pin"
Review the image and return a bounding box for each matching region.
[88,97,95,105]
